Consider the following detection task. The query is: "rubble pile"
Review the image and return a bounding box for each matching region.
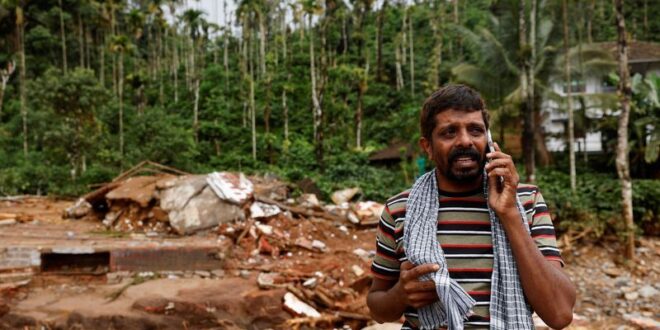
[63,161,384,237]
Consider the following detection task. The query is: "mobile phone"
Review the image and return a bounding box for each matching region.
[486,130,504,188]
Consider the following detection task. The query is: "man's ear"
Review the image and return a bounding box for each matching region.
[419,137,432,159]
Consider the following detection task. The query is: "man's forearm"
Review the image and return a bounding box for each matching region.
[500,210,576,329]
[367,283,406,323]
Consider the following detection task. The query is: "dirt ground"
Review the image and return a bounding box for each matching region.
[0,197,658,330]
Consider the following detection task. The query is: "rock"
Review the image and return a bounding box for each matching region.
[624,292,639,301]
[638,285,658,299]
[623,313,660,329]
[257,272,279,289]
[311,240,326,251]
[298,194,320,208]
[160,175,245,235]
[250,202,282,219]
[194,270,211,278]
[347,211,360,225]
[603,267,624,277]
[354,201,384,224]
[331,188,361,205]
[211,269,225,278]
[302,278,317,288]
[63,198,92,219]
[255,223,273,236]
[283,292,320,318]
[351,265,365,277]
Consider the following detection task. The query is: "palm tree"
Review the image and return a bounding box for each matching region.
[109,34,132,168]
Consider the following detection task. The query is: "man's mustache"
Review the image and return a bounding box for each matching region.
[448,147,482,164]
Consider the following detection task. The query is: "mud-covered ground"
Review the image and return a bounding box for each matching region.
[0,197,657,329]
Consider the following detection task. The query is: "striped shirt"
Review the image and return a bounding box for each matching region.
[370,184,563,329]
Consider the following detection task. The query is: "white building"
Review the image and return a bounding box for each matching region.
[543,41,660,153]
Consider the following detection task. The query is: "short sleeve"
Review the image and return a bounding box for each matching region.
[528,189,564,266]
[370,204,404,280]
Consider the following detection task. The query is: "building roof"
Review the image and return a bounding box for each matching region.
[368,142,415,162]
[596,41,660,63]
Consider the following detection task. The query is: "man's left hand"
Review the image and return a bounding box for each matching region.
[484,142,520,219]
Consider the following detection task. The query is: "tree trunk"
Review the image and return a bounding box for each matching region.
[453,0,460,57]
[376,0,387,82]
[0,62,13,120]
[429,0,443,90]
[587,0,595,43]
[119,51,124,169]
[78,11,84,68]
[395,40,404,91]
[614,0,635,260]
[59,0,68,73]
[282,79,289,149]
[193,77,200,142]
[519,0,535,182]
[173,31,179,102]
[309,14,322,147]
[259,13,267,77]
[563,0,576,194]
[408,7,415,99]
[99,31,105,86]
[18,13,27,157]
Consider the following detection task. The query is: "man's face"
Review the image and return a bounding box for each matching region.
[420,109,488,184]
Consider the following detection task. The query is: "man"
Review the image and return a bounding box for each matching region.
[367,85,575,329]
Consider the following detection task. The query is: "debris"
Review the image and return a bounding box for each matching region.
[255,195,345,222]
[250,201,282,219]
[0,219,16,226]
[207,172,254,205]
[352,248,372,260]
[298,194,320,208]
[255,223,274,235]
[351,265,365,277]
[623,313,660,329]
[311,240,327,252]
[353,201,384,226]
[63,198,92,219]
[302,278,317,288]
[331,188,361,205]
[638,286,658,299]
[347,211,360,225]
[283,292,321,318]
[603,267,624,277]
[106,176,160,208]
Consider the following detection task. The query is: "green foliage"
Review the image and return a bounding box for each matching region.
[537,169,660,237]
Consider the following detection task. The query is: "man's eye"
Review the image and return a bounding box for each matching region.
[441,129,455,137]
[469,127,485,135]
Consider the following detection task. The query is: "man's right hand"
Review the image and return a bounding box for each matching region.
[393,261,440,309]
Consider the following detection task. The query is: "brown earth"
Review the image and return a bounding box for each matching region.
[0,197,658,330]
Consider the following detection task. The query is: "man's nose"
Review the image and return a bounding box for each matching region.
[455,129,473,148]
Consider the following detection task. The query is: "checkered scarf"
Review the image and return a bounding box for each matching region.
[403,169,534,330]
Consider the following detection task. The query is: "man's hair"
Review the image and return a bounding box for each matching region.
[420,84,489,140]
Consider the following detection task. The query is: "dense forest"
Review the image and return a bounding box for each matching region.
[0,1,658,244]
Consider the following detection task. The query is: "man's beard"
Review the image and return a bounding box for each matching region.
[440,147,486,183]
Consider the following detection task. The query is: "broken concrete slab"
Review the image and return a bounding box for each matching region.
[106,176,163,208]
[207,172,254,205]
